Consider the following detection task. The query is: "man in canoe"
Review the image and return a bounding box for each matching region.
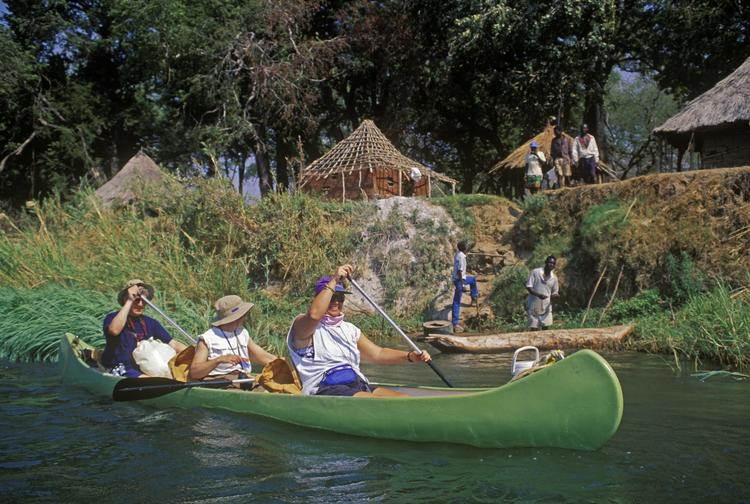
[189,295,277,383]
[288,264,431,397]
[525,256,560,330]
[102,279,187,377]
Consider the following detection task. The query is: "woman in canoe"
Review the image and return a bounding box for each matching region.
[288,264,431,397]
[189,295,277,383]
[102,279,188,377]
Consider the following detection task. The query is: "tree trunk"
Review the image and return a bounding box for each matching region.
[275,136,291,192]
[254,128,273,197]
[425,325,634,354]
[584,94,608,163]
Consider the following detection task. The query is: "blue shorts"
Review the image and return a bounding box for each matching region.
[315,376,372,397]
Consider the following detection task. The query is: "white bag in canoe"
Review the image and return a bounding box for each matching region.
[133,338,176,378]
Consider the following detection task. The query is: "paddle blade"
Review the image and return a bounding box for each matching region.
[112,377,233,402]
[112,377,184,401]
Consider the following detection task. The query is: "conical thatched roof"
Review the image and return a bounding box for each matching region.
[299,119,457,186]
[654,56,750,136]
[95,152,164,208]
[489,125,566,173]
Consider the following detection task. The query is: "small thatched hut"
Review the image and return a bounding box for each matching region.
[298,120,457,201]
[654,55,750,169]
[95,152,164,208]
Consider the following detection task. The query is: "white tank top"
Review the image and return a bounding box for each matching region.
[287,318,367,395]
[198,327,250,376]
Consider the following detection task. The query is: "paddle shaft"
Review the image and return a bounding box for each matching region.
[113,376,254,401]
[140,296,197,344]
[347,277,454,387]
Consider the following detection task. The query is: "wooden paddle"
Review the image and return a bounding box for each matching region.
[112,376,254,402]
[348,276,454,387]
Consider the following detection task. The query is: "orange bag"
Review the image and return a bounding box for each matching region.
[257,358,302,394]
[168,346,196,382]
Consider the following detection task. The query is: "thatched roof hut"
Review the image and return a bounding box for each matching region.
[298,120,457,201]
[95,152,164,208]
[653,55,750,168]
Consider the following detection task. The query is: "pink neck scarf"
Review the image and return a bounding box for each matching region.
[321,314,344,327]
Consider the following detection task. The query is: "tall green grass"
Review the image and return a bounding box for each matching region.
[632,282,750,369]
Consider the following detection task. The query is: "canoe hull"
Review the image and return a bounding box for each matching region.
[60,333,623,450]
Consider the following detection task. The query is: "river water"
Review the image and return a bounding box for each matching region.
[1,351,748,503]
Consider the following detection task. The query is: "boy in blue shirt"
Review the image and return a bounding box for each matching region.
[101,279,187,377]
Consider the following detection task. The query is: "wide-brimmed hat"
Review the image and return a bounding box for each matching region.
[117,279,154,305]
[212,295,254,326]
[314,276,352,296]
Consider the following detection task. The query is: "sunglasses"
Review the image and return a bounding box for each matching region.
[331,292,346,303]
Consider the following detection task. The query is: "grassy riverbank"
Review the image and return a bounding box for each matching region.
[1,169,748,368]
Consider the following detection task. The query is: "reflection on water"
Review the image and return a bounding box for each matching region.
[1,352,749,503]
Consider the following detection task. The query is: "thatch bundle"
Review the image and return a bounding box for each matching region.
[489,125,564,173]
[489,125,616,179]
[95,152,164,208]
[654,55,750,137]
[298,119,457,187]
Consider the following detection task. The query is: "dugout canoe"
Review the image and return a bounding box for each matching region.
[425,325,634,354]
[60,333,623,450]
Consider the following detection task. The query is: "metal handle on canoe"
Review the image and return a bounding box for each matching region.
[347,276,454,388]
[140,296,197,344]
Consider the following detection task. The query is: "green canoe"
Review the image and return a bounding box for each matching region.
[60,333,623,450]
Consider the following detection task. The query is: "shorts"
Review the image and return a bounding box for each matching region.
[525,175,542,189]
[315,376,372,396]
[553,158,571,177]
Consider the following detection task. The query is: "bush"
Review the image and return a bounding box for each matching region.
[661,251,707,306]
[487,264,530,322]
[607,289,663,322]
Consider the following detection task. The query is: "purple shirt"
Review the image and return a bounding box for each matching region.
[101,312,172,377]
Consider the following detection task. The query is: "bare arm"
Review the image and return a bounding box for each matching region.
[247,339,276,367]
[106,285,141,336]
[526,286,548,300]
[290,265,352,349]
[357,334,431,365]
[169,340,188,353]
[188,340,244,380]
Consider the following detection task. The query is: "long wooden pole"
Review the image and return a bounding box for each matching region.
[348,277,453,387]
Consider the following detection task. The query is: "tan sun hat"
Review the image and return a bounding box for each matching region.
[212,295,254,326]
[117,279,155,305]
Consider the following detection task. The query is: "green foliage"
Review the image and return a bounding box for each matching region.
[487,264,530,322]
[577,198,628,260]
[661,251,707,306]
[606,289,663,322]
[511,194,559,250]
[634,282,750,369]
[605,70,679,176]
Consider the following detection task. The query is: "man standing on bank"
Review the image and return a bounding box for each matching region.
[452,240,479,333]
[525,256,559,330]
[572,124,599,185]
[550,125,573,188]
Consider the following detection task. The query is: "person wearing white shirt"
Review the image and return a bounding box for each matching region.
[525,256,560,329]
[452,240,478,333]
[525,140,547,194]
[572,124,599,184]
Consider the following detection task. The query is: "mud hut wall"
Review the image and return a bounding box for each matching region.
[700,126,750,168]
[374,167,429,197]
[302,170,376,200]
